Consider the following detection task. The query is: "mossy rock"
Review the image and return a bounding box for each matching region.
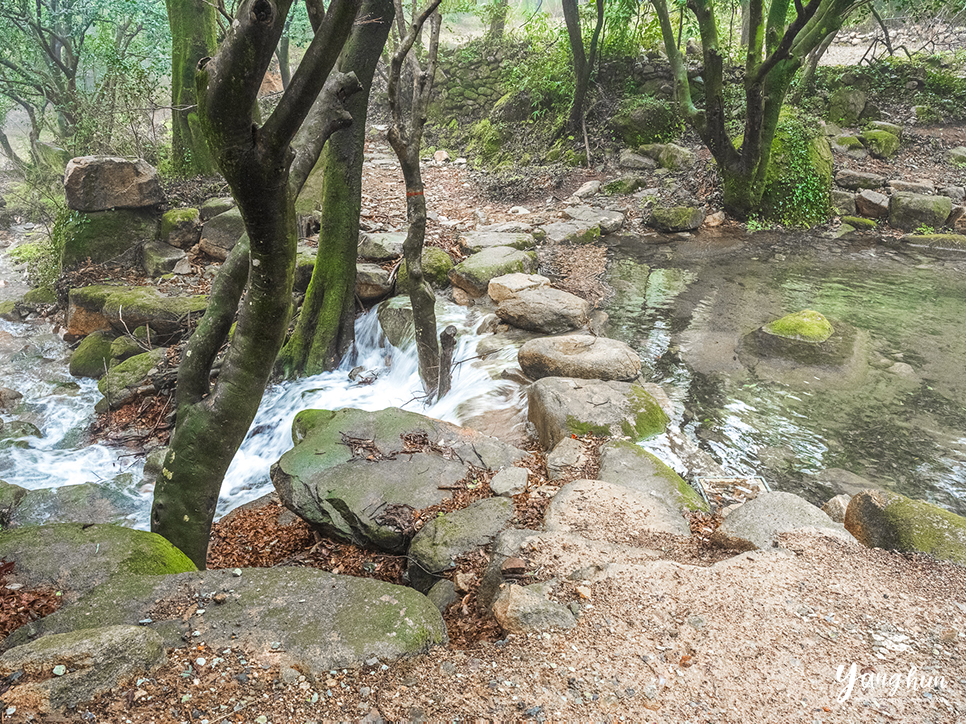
[947,146,966,166]
[0,523,195,603]
[0,421,42,450]
[845,490,966,565]
[467,120,505,166]
[612,100,681,146]
[396,247,454,293]
[760,115,832,226]
[888,192,953,232]
[199,196,235,221]
[827,86,867,126]
[598,439,708,512]
[650,205,705,232]
[860,130,900,159]
[603,175,649,195]
[639,143,695,171]
[59,209,159,270]
[868,121,902,139]
[7,480,142,530]
[22,288,56,305]
[0,301,18,321]
[68,284,207,340]
[763,309,833,343]
[68,330,117,379]
[899,233,966,251]
[832,134,865,151]
[160,207,201,249]
[489,90,533,123]
[109,335,145,365]
[97,347,165,398]
[840,216,877,230]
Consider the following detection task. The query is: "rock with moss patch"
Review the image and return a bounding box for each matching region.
[947,146,966,166]
[598,440,708,512]
[761,118,832,225]
[0,625,166,713]
[142,240,189,277]
[396,247,454,293]
[845,490,966,565]
[489,90,533,123]
[527,377,670,449]
[602,175,650,195]
[272,407,525,552]
[60,209,159,269]
[199,196,235,221]
[840,215,877,230]
[900,232,966,251]
[97,347,165,408]
[4,567,445,674]
[860,130,900,159]
[540,219,601,245]
[711,492,852,550]
[7,477,143,529]
[828,86,867,126]
[449,247,537,298]
[68,330,116,378]
[889,192,953,232]
[650,205,705,232]
[639,143,695,170]
[64,157,164,212]
[0,301,18,322]
[612,101,680,146]
[199,208,245,260]
[109,335,144,365]
[764,310,834,343]
[458,231,533,254]
[0,523,194,603]
[831,134,865,154]
[358,231,405,261]
[408,497,513,593]
[160,208,202,249]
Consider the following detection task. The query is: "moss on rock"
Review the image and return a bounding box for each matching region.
[761,114,832,226]
[763,310,833,343]
[68,330,117,379]
[860,129,900,159]
[59,209,159,269]
[397,247,454,292]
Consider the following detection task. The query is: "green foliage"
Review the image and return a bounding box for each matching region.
[8,203,72,292]
[760,114,831,227]
[916,224,936,235]
[746,216,772,232]
[505,12,574,117]
[467,119,506,166]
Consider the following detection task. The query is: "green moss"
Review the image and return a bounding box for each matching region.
[860,129,900,159]
[883,493,966,565]
[763,309,834,343]
[901,233,966,250]
[467,120,505,166]
[621,385,670,441]
[397,247,454,292]
[160,207,201,238]
[612,97,682,145]
[98,348,165,396]
[841,216,878,229]
[761,114,832,226]
[23,287,56,304]
[0,301,17,321]
[60,209,159,269]
[564,417,611,438]
[603,175,648,195]
[69,330,117,379]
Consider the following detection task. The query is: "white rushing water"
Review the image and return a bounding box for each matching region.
[0,300,524,527]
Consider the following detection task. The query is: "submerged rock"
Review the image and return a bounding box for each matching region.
[763,309,833,343]
[741,310,858,369]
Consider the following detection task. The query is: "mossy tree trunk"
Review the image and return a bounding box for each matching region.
[165,0,220,175]
[651,0,855,219]
[276,0,395,378]
[562,0,604,136]
[151,0,360,569]
[387,0,443,398]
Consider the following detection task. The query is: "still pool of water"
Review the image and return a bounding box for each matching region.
[604,230,966,515]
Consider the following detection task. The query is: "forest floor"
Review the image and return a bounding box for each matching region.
[3,116,966,723]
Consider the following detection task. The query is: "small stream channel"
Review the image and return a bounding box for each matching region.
[1,225,964,523]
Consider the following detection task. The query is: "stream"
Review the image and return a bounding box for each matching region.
[1,226,964,524]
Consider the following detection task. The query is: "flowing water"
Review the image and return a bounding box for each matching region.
[604,230,966,516]
[2,224,965,525]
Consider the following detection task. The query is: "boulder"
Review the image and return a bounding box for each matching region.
[761,125,832,225]
[517,334,641,381]
[0,523,195,603]
[868,121,902,138]
[618,151,657,170]
[0,625,166,713]
[763,309,833,342]
[160,208,202,249]
[860,130,900,159]
[109,334,143,364]
[563,205,625,234]
[941,185,966,203]
[496,287,590,334]
[947,146,966,166]
[889,180,934,195]
[741,309,858,370]
[60,209,159,269]
[889,192,953,232]
[602,175,650,195]
[844,490,966,565]
[489,90,533,123]
[827,86,867,126]
[458,231,534,254]
[650,205,705,232]
[407,496,513,593]
[66,284,207,341]
[527,377,670,449]
[540,219,601,245]
[375,296,447,348]
[0,421,41,449]
[6,480,142,529]
[355,263,393,302]
[68,330,116,378]
[639,143,695,170]
[358,231,406,260]
[597,440,708,512]
[396,247,454,292]
[831,134,865,154]
[64,157,164,212]
[97,347,166,407]
[710,491,852,550]
[272,407,525,552]
[835,170,886,190]
[487,272,550,303]
[199,196,235,221]
[611,102,680,146]
[855,189,889,218]
[449,247,538,298]
[492,582,576,634]
[4,567,446,674]
[142,240,190,277]
[545,478,691,539]
[489,467,529,496]
[199,208,245,260]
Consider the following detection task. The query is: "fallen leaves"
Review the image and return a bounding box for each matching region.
[0,559,62,640]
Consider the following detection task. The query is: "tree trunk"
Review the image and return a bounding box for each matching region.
[165,0,219,175]
[277,0,395,378]
[276,35,292,89]
[563,0,604,137]
[152,0,360,568]
[488,0,509,39]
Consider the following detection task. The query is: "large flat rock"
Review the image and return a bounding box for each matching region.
[496,287,590,334]
[449,246,538,297]
[710,491,852,551]
[518,334,641,381]
[272,407,526,552]
[66,284,207,341]
[458,230,535,254]
[598,440,708,512]
[3,568,446,674]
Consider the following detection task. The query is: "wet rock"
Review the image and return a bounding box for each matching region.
[598,440,708,512]
[458,231,534,254]
[449,247,538,298]
[545,478,691,538]
[487,272,550,303]
[272,407,525,552]
[492,583,575,634]
[5,568,446,675]
[64,157,164,212]
[527,377,670,449]
[408,496,513,593]
[355,263,393,302]
[496,288,590,334]
[900,233,966,251]
[199,208,245,260]
[710,491,852,550]
[375,296,448,348]
[0,523,195,604]
[741,310,857,369]
[6,480,142,529]
[889,192,953,232]
[0,625,166,713]
[835,170,886,190]
[563,205,625,234]
[845,490,966,565]
[68,330,115,378]
[0,421,41,448]
[358,231,405,260]
[517,334,641,381]
[854,189,889,219]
